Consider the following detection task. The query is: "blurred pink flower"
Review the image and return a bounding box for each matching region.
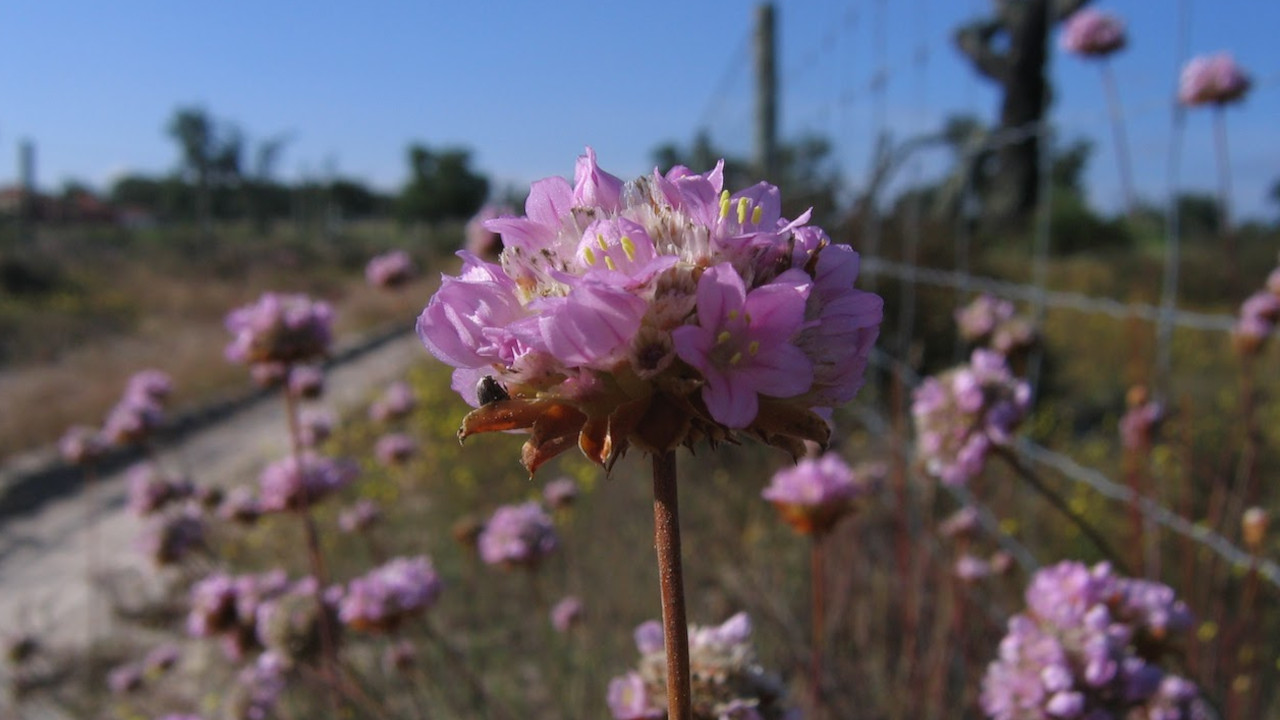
[374,432,417,466]
[1060,8,1126,57]
[287,364,325,399]
[365,249,416,288]
[477,501,557,569]
[543,476,579,509]
[1179,53,1251,106]
[550,595,584,632]
[369,380,416,423]
[762,453,879,535]
[225,292,333,365]
[59,425,106,465]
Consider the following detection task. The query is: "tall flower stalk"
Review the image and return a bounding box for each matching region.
[1060,8,1135,215]
[1179,52,1252,279]
[418,149,883,717]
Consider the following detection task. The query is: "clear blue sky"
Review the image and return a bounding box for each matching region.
[1,1,1276,218]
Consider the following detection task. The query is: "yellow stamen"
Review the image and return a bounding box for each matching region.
[729,351,743,365]
[716,330,732,345]
[737,197,749,224]
[718,190,731,220]
[582,247,596,265]
[748,340,760,356]
[620,235,636,261]
[596,233,608,251]
[751,205,763,225]
[604,256,616,271]
[727,309,739,321]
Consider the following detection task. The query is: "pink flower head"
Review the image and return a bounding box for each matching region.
[465,204,511,258]
[762,452,878,535]
[1119,396,1164,452]
[1233,290,1280,355]
[124,369,173,404]
[550,595,584,632]
[287,364,325,399]
[126,463,194,516]
[543,476,579,509]
[340,556,442,632]
[137,508,204,566]
[225,292,333,365]
[981,561,1204,720]
[955,294,1015,343]
[477,501,558,569]
[607,672,664,720]
[217,486,262,525]
[250,361,289,388]
[955,554,993,582]
[374,432,417,466]
[419,150,882,475]
[257,452,357,512]
[1060,8,1127,57]
[369,380,417,422]
[365,249,416,289]
[634,620,665,654]
[912,350,1031,485]
[939,506,981,539]
[59,425,107,465]
[338,498,382,534]
[187,572,238,637]
[1179,53,1252,107]
[102,393,164,446]
[623,611,796,718]
[143,644,181,674]
[107,663,144,694]
[298,407,335,447]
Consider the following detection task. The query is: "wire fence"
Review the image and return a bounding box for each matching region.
[691,1,1277,593]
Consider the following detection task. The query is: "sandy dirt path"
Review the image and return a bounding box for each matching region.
[0,331,426,650]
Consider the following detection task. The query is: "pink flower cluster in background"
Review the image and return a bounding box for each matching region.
[1179,53,1252,107]
[912,350,1031,486]
[464,203,511,259]
[224,292,334,366]
[543,476,579,509]
[340,556,442,632]
[954,294,1036,357]
[1233,259,1280,355]
[1060,8,1127,57]
[369,380,417,423]
[607,612,794,720]
[761,452,881,535]
[477,501,558,569]
[257,452,358,512]
[126,463,194,516]
[1119,386,1164,452]
[365,249,417,289]
[981,561,1207,720]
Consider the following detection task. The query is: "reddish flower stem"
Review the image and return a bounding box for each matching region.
[284,380,343,714]
[652,449,692,720]
[810,532,826,718]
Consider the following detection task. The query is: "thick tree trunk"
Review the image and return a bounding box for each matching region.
[954,0,1091,223]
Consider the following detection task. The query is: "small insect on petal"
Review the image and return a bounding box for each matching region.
[476,376,510,406]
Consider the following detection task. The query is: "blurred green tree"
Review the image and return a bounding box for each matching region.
[397,145,489,225]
